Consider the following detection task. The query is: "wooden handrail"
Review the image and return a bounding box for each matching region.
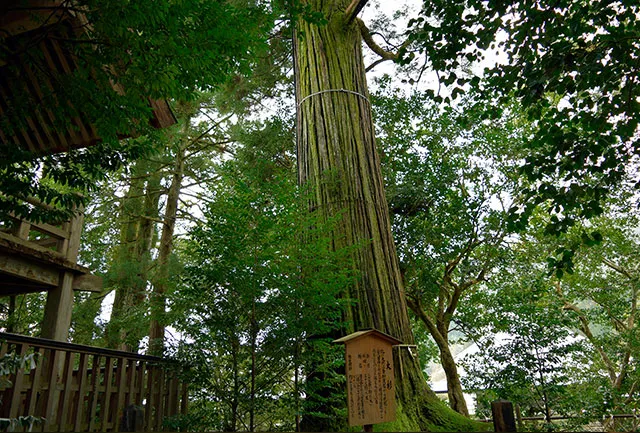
[0,332,167,362]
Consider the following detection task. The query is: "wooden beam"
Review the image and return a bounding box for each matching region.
[72,273,103,292]
[41,271,73,341]
[0,250,59,288]
[0,231,89,274]
[0,280,51,295]
[0,230,65,259]
[29,220,69,240]
[149,99,178,129]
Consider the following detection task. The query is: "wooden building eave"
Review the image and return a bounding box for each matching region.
[0,0,177,155]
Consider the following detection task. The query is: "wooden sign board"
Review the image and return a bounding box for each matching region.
[334,329,401,427]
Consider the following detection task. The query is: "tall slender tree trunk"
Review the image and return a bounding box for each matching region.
[107,161,148,351]
[293,2,477,430]
[138,171,162,260]
[438,336,469,416]
[231,336,240,432]
[408,298,470,415]
[250,301,257,432]
[149,140,185,356]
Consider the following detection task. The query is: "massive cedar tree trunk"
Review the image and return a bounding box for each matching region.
[293,1,478,430]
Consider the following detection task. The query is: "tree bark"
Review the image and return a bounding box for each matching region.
[434,327,469,416]
[149,140,185,356]
[293,1,477,430]
[231,336,240,432]
[407,296,470,416]
[441,355,469,416]
[107,161,150,351]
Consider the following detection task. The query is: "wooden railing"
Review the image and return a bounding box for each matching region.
[0,196,83,263]
[0,333,187,432]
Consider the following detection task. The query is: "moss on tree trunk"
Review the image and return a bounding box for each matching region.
[293,1,482,430]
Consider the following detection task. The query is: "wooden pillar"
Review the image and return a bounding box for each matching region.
[515,404,523,431]
[41,209,83,342]
[492,400,517,432]
[41,271,75,341]
[13,220,31,239]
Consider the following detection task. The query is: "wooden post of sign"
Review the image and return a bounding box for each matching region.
[334,329,403,430]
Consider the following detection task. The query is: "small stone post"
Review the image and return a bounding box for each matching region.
[492,399,517,432]
[119,404,144,432]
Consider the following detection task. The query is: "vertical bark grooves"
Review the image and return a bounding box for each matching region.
[295,7,411,343]
[293,2,478,430]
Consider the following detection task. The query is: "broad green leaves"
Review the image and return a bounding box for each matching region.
[409,0,640,238]
[463,208,640,420]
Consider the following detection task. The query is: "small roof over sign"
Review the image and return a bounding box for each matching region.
[333,328,403,346]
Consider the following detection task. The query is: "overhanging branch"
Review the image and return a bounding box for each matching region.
[357,18,398,61]
[357,18,412,72]
[345,0,369,24]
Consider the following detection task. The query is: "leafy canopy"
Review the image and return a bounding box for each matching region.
[408,0,640,235]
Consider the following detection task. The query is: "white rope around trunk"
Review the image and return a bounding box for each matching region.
[297,88,370,107]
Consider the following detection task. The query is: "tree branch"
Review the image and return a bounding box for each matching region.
[556,281,619,385]
[366,57,392,72]
[603,258,633,280]
[357,18,408,62]
[407,295,445,345]
[345,0,369,24]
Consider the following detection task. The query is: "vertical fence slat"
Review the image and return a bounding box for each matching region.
[167,376,178,418]
[58,351,76,432]
[0,340,9,418]
[26,346,44,417]
[88,354,101,432]
[155,368,165,431]
[125,359,136,408]
[115,357,128,430]
[180,382,188,416]
[9,343,29,419]
[43,348,63,431]
[136,361,146,407]
[73,352,90,432]
[99,356,114,432]
[144,366,155,431]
